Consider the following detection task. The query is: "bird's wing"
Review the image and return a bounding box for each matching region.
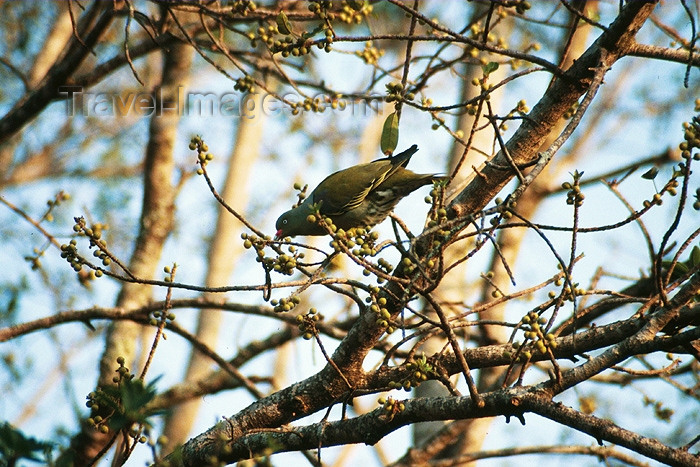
[313,163,390,215]
[311,145,419,216]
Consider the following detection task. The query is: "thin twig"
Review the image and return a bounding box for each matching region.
[140,264,175,380]
[395,0,419,123]
[422,293,482,407]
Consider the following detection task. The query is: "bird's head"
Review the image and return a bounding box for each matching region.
[275,201,329,239]
[275,207,306,239]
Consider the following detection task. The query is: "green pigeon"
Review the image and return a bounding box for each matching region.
[275,145,445,238]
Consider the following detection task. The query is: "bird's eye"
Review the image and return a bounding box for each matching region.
[283,219,288,225]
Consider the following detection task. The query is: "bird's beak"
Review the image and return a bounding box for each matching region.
[274,229,283,240]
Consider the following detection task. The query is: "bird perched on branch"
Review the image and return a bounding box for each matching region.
[275,145,445,238]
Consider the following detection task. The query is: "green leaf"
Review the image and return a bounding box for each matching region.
[690,245,700,267]
[301,23,325,39]
[0,422,53,463]
[482,62,499,76]
[120,377,159,414]
[96,376,164,431]
[671,261,689,280]
[641,167,659,179]
[347,0,365,10]
[381,111,399,155]
[276,11,292,35]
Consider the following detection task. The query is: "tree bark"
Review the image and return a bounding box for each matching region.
[64,41,194,466]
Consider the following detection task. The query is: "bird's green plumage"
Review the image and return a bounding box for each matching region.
[310,145,417,215]
[275,145,443,237]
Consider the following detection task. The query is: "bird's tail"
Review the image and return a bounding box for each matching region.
[390,144,420,167]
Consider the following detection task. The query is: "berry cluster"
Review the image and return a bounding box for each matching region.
[85,358,161,444]
[189,136,213,175]
[376,396,405,422]
[562,170,585,207]
[329,227,379,257]
[356,41,383,65]
[242,232,304,277]
[85,357,135,434]
[229,0,256,15]
[60,239,83,272]
[307,1,333,18]
[368,294,394,333]
[425,184,450,249]
[680,115,700,210]
[339,1,372,24]
[289,96,327,115]
[271,295,300,313]
[387,354,433,391]
[384,82,414,103]
[234,75,255,93]
[329,225,395,285]
[271,34,327,57]
[497,99,530,132]
[247,8,334,57]
[43,190,70,222]
[505,311,557,362]
[60,217,110,279]
[295,307,322,339]
[503,0,531,14]
[546,274,585,301]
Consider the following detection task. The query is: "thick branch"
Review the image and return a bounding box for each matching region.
[0,2,115,144]
[628,42,700,67]
[447,0,658,219]
[169,3,663,465]
[522,394,699,466]
[63,39,193,466]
